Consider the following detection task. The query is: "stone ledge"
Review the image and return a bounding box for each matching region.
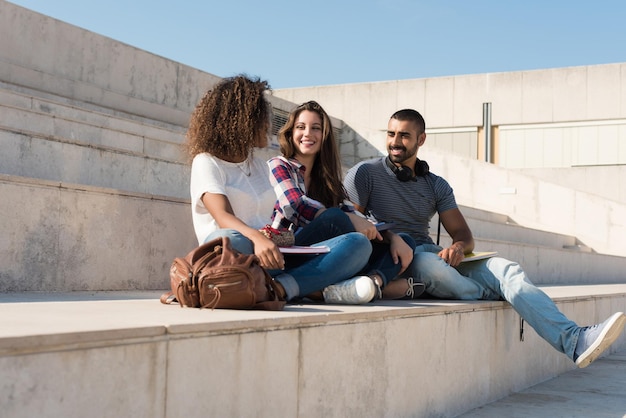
[2,285,625,418]
[2,284,625,356]
[0,173,189,203]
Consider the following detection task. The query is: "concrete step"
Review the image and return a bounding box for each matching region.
[0,173,197,292]
[465,237,626,286]
[0,82,186,158]
[3,173,626,293]
[1,285,625,418]
[0,57,195,128]
[0,128,191,199]
[430,231,626,285]
[458,205,512,224]
[0,83,193,198]
[433,205,586,251]
[467,217,580,249]
[0,82,280,199]
[430,206,626,285]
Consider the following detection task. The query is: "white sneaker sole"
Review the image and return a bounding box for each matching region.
[575,312,626,368]
[323,276,376,305]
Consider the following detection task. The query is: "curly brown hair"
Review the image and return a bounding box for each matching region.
[278,100,347,207]
[185,75,271,162]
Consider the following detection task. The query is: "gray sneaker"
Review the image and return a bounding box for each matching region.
[574,312,626,368]
[323,276,376,305]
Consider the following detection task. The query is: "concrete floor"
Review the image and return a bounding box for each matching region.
[458,350,626,417]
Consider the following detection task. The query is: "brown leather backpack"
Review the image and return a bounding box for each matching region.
[160,236,286,310]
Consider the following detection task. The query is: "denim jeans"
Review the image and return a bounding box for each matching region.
[363,233,416,285]
[204,228,372,301]
[410,244,580,358]
[273,232,372,299]
[295,207,413,286]
[294,207,355,246]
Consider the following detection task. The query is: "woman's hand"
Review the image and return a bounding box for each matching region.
[347,212,382,241]
[201,192,285,270]
[251,231,285,270]
[388,233,413,275]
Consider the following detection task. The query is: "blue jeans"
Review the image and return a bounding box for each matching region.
[204,228,372,301]
[410,244,580,358]
[294,207,355,246]
[295,207,413,286]
[363,233,416,285]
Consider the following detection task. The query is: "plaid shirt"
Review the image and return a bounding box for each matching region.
[267,156,356,231]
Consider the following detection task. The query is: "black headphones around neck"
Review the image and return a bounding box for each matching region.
[385,156,430,182]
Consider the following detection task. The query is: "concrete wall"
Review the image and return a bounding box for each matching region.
[274,66,626,257]
[274,64,626,172]
[0,0,296,131]
[0,0,213,126]
[417,147,626,258]
[522,166,626,202]
[0,174,193,291]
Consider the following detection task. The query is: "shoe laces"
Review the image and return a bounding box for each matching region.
[581,325,595,333]
[369,274,383,300]
[405,277,417,298]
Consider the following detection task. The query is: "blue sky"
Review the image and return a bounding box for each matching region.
[8,0,626,89]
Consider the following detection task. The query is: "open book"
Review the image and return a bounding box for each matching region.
[279,245,331,254]
[461,251,498,263]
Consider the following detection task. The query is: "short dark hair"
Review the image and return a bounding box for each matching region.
[390,109,425,134]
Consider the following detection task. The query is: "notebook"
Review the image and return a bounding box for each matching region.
[278,245,330,254]
[461,251,498,262]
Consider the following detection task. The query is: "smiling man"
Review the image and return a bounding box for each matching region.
[344,108,626,368]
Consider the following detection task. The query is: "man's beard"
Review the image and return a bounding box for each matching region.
[388,143,418,165]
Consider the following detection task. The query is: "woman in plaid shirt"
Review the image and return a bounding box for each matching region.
[268,101,425,302]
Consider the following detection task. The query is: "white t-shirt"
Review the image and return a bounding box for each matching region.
[190,152,276,244]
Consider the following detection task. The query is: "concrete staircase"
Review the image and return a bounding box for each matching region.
[0,72,626,291]
[0,79,190,198]
[435,205,626,286]
[1,2,626,417]
[0,78,197,292]
[4,74,625,293]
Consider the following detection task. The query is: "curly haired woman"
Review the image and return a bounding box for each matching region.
[186,75,375,304]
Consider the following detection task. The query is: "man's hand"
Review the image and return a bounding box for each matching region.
[438,243,465,267]
[438,208,474,267]
[347,212,382,241]
[389,233,414,275]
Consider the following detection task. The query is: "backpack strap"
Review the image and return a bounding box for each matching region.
[160,292,178,305]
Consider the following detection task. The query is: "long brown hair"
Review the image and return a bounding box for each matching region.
[185,75,271,162]
[278,101,346,207]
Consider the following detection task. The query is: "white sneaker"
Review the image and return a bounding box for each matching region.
[574,312,626,368]
[323,276,376,305]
